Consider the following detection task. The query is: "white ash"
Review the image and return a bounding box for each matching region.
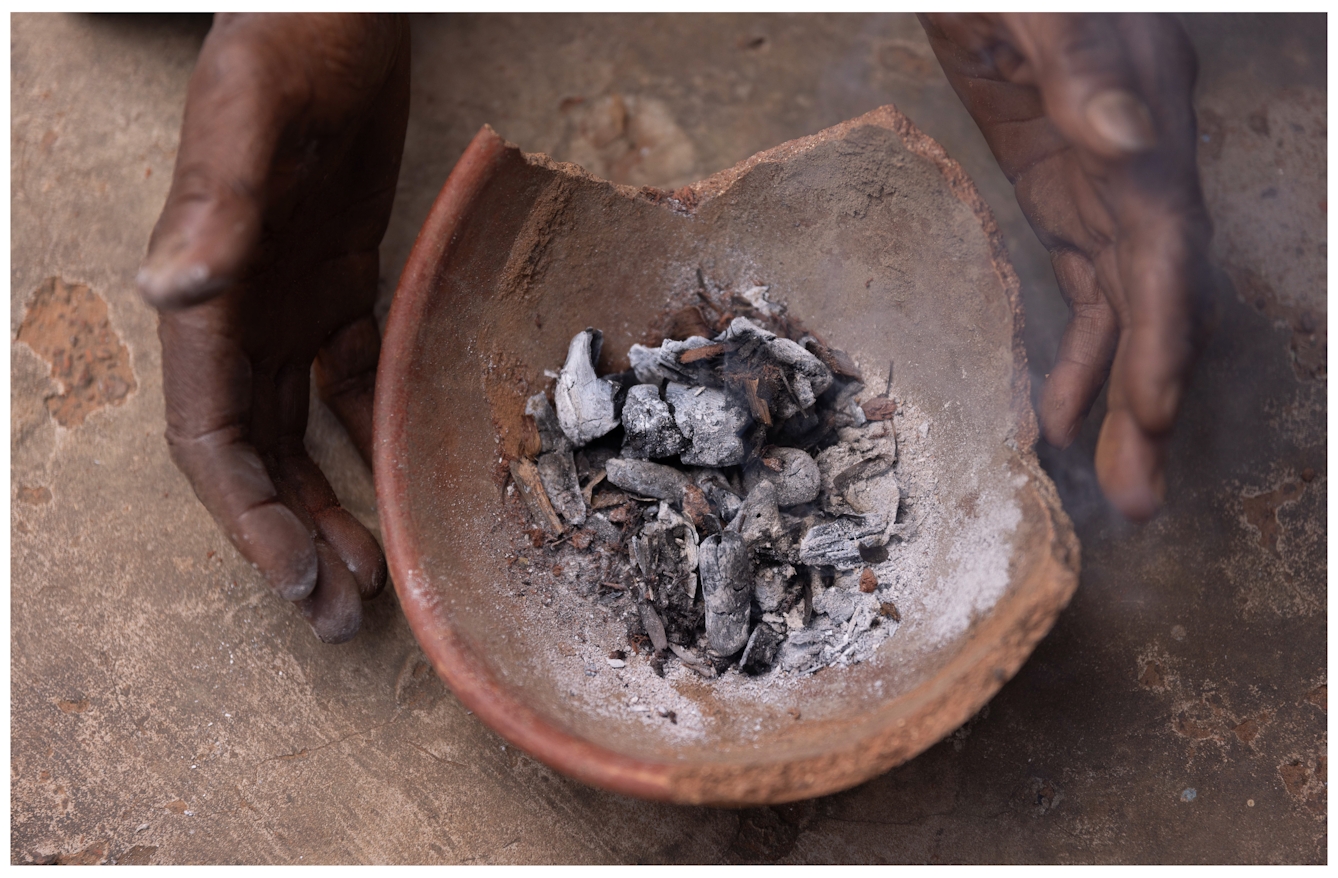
[507,296,920,686]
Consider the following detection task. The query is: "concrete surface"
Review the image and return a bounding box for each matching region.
[10,12,1326,864]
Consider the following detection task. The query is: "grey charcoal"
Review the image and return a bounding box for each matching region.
[665,381,750,467]
[628,336,716,386]
[639,601,670,653]
[817,422,899,517]
[536,448,586,527]
[742,447,820,507]
[724,316,833,416]
[797,514,889,570]
[778,625,832,672]
[812,586,857,624]
[525,392,568,453]
[698,532,752,655]
[586,512,622,545]
[631,503,700,642]
[605,457,692,501]
[730,480,784,548]
[754,563,796,613]
[621,384,688,460]
[555,329,620,446]
[739,623,784,675]
[691,469,743,523]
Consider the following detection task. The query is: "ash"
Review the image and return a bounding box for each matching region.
[507,284,913,687]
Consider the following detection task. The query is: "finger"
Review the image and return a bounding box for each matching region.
[297,538,364,643]
[1004,13,1159,160]
[1093,340,1168,521]
[1039,249,1119,448]
[160,306,317,599]
[138,20,295,309]
[314,313,381,468]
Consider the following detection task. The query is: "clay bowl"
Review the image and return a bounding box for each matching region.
[375,105,1080,806]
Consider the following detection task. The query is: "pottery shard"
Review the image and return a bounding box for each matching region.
[605,458,692,501]
[525,392,569,453]
[620,384,688,459]
[798,514,889,570]
[698,532,752,655]
[555,329,620,446]
[535,448,586,527]
[665,381,750,467]
[742,447,820,507]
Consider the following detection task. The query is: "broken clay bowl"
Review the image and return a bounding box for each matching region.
[374,105,1080,806]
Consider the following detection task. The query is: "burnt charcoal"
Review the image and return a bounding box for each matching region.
[690,469,743,523]
[742,446,820,507]
[575,445,619,481]
[739,623,784,675]
[861,396,897,421]
[778,624,832,673]
[525,392,568,453]
[817,423,899,517]
[698,532,752,655]
[723,317,833,417]
[813,585,858,623]
[754,563,797,613]
[555,329,620,446]
[536,448,586,527]
[666,382,750,467]
[628,336,719,387]
[585,512,622,545]
[509,458,564,535]
[631,503,701,642]
[730,480,784,549]
[800,334,863,381]
[639,601,670,653]
[605,458,692,501]
[620,384,689,460]
[798,514,889,570]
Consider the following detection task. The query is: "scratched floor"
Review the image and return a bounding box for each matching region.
[10,13,1326,864]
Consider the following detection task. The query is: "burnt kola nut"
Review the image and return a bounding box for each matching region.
[698,532,752,655]
[555,328,620,446]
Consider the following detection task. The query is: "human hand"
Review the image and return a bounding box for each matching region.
[919,13,1213,521]
[138,13,410,640]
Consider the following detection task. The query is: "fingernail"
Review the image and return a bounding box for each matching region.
[136,256,217,308]
[1085,90,1157,153]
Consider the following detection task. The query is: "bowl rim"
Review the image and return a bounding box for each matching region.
[374,106,1080,805]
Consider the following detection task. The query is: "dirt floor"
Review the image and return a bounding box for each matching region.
[10,13,1326,864]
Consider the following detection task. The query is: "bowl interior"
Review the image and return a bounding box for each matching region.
[377,106,1078,804]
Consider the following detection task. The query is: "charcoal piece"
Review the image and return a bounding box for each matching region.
[628,336,717,386]
[605,458,692,501]
[691,469,743,523]
[639,602,670,653]
[586,512,622,545]
[536,448,586,527]
[555,329,620,446]
[754,563,796,613]
[816,423,899,517]
[730,480,784,548]
[698,532,752,655]
[631,503,701,642]
[620,384,688,460]
[742,447,820,507]
[739,623,784,675]
[797,514,889,570]
[665,382,750,467]
[778,625,832,672]
[723,317,833,414]
[668,642,717,678]
[813,586,857,623]
[800,334,863,380]
[509,458,563,535]
[525,392,569,453]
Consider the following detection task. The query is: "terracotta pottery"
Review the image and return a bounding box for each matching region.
[374,105,1080,806]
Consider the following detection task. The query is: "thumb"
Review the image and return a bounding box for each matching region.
[138,18,292,310]
[1003,13,1160,160]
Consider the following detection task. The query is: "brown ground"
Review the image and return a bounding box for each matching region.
[11,13,1326,863]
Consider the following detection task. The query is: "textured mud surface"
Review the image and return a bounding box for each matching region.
[11,12,1325,864]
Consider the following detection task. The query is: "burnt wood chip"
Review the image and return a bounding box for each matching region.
[861,396,897,421]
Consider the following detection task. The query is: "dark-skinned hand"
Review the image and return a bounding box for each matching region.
[920,13,1214,521]
[138,13,410,641]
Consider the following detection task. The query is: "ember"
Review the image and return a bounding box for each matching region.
[510,284,909,679]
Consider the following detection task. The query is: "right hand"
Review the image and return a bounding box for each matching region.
[137,14,411,641]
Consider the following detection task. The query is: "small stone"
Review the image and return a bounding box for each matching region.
[665,382,750,466]
[879,601,901,622]
[606,658,626,669]
[859,568,878,593]
[1302,468,1317,482]
[743,447,820,507]
[554,329,620,446]
[621,384,688,459]
[798,514,889,570]
[605,458,692,501]
[698,532,752,655]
